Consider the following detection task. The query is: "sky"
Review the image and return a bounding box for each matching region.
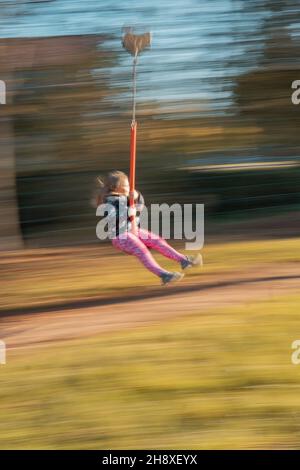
[0,0,269,115]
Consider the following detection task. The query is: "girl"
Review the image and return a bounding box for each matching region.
[95,171,201,285]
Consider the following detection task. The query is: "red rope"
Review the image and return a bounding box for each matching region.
[129,121,137,233]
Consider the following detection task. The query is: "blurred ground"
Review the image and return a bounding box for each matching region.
[1,262,299,350]
[1,220,300,450]
[1,291,300,449]
[1,229,299,347]
[1,212,299,313]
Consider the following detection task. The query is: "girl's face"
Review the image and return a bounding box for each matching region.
[119,177,130,196]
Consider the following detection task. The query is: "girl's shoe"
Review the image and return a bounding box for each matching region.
[180,253,203,270]
[161,271,184,286]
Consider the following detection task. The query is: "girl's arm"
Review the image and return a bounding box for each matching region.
[134,190,145,211]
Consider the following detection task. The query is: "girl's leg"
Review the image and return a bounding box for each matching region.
[137,228,187,264]
[112,233,170,278]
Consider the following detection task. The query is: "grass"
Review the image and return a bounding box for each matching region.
[1,237,300,312]
[1,293,300,449]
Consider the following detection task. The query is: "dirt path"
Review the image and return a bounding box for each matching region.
[1,264,299,351]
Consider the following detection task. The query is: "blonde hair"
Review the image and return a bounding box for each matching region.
[95,170,128,206]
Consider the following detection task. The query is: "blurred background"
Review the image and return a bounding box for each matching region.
[1,0,300,451]
[1,0,300,248]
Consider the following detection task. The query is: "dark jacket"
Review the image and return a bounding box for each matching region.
[103,191,145,237]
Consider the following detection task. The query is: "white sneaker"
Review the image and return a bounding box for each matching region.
[181,253,203,270]
[161,271,184,286]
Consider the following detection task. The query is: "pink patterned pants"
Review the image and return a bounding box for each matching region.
[112,228,187,277]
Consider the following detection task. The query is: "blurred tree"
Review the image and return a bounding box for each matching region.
[233,0,300,153]
[0,34,116,247]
